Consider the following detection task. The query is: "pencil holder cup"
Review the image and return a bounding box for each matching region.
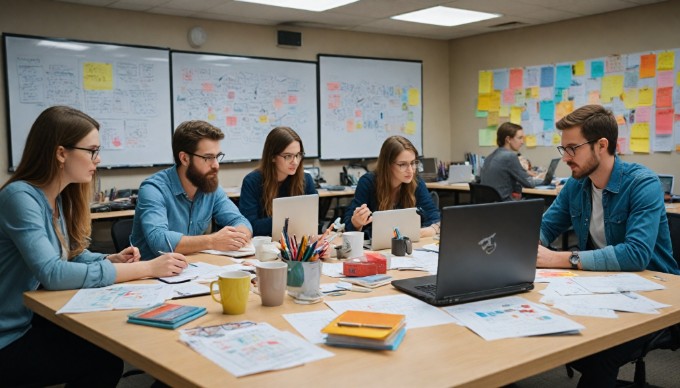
[391,237,412,256]
[284,260,323,304]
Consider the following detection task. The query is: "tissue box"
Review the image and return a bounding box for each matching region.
[364,252,387,274]
[343,260,377,277]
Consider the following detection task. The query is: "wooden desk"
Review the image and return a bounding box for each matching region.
[426,182,558,205]
[666,203,680,214]
[90,209,135,221]
[24,246,680,387]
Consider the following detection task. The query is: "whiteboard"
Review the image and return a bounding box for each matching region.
[318,55,423,160]
[171,51,318,161]
[3,34,173,169]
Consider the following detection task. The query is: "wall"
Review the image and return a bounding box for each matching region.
[449,0,680,179]
[0,0,450,189]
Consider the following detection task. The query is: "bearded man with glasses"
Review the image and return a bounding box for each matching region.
[537,104,678,387]
[131,120,252,260]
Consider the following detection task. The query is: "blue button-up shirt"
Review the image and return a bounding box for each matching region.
[540,156,678,274]
[132,166,252,260]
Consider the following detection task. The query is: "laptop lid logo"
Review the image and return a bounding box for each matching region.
[478,233,497,254]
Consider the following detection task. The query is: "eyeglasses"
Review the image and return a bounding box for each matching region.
[278,152,305,163]
[393,160,420,172]
[66,146,100,161]
[187,152,225,164]
[557,140,596,157]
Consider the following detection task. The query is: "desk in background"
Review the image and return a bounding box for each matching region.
[426,182,558,206]
[24,241,680,387]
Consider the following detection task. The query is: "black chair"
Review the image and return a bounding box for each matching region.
[669,212,680,264]
[110,218,134,252]
[468,183,502,204]
[429,190,440,210]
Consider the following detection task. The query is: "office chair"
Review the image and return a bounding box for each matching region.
[430,190,440,210]
[566,212,680,386]
[110,218,134,252]
[468,183,502,204]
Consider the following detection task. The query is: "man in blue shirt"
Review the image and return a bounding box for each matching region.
[537,104,678,387]
[132,121,252,260]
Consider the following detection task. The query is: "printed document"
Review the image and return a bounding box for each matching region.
[57,284,172,313]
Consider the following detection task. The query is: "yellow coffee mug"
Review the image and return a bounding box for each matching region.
[210,271,251,314]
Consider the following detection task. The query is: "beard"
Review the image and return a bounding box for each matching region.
[186,160,219,193]
[569,153,599,179]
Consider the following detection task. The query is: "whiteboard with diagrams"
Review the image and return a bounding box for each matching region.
[3,34,173,169]
[318,55,423,160]
[171,51,318,161]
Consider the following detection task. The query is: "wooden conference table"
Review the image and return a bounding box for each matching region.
[24,239,680,387]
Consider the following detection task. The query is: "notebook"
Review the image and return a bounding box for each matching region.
[272,194,319,242]
[447,164,473,183]
[370,208,420,250]
[391,199,543,306]
[534,158,560,189]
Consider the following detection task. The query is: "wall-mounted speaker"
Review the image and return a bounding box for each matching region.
[277,30,302,47]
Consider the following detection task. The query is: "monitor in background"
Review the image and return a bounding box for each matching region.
[535,158,561,188]
[272,194,319,242]
[447,164,473,183]
[419,157,438,182]
[371,208,420,250]
[658,174,674,194]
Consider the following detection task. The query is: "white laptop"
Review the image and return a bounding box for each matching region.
[272,194,319,242]
[447,164,473,183]
[370,208,421,250]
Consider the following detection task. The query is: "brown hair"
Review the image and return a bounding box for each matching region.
[375,136,418,211]
[172,120,225,165]
[496,122,523,147]
[257,127,305,216]
[556,104,617,155]
[3,106,99,259]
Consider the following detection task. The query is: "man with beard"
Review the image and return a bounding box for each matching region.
[131,121,252,260]
[537,104,678,387]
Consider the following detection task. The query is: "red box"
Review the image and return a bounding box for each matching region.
[343,260,377,277]
[364,252,387,274]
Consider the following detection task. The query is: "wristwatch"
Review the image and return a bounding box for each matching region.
[569,251,580,269]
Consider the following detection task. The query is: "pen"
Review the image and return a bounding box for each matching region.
[337,322,393,329]
[164,235,174,253]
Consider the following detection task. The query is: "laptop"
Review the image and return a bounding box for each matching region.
[419,157,438,182]
[272,194,319,241]
[370,208,421,250]
[391,199,543,306]
[658,174,680,202]
[447,164,473,183]
[534,158,560,189]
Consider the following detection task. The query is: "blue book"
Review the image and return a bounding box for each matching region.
[127,303,207,330]
[325,327,406,351]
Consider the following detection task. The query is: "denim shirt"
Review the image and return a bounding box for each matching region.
[132,166,252,260]
[343,172,440,239]
[540,156,678,274]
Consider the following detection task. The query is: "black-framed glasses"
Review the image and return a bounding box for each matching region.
[187,152,225,164]
[557,140,596,157]
[65,146,100,161]
[393,160,420,172]
[278,152,305,163]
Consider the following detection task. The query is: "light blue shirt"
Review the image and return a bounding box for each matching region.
[0,181,115,350]
[131,166,252,260]
[540,156,678,274]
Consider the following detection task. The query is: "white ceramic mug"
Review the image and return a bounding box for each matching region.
[338,231,364,259]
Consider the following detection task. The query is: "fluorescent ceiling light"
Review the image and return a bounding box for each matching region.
[391,6,500,27]
[235,0,358,12]
[37,40,88,51]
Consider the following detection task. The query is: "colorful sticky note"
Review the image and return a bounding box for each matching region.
[509,68,523,90]
[657,71,674,88]
[657,87,672,108]
[404,121,416,135]
[407,88,420,106]
[555,65,572,89]
[657,51,674,71]
[540,101,555,121]
[83,62,113,90]
[479,71,493,94]
[540,66,554,87]
[477,94,491,111]
[510,107,522,125]
[622,88,639,110]
[638,87,654,106]
[631,122,650,138]
[573,61,586,77]
[656,108,674,135]
[525,135,537,148]
[630,138,650,153]
[493,69,509,90]
[487,111,500,126]
[590,60,604,78]
[640,54,656,78]
[601,75,624,103]
[478,128,496,146]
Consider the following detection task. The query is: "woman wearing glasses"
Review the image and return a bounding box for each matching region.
[344,135,440,238]
[239,126,317,236]
[0,106,188,387]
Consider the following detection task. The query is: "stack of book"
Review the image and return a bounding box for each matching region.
[127,303,207,329]
[321,310,406,350]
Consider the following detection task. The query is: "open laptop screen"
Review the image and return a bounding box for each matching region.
[658,175,674,194]
[272,194,319,241]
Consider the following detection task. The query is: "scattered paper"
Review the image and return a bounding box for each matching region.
[283,309,338,344]
[57,284,172,313]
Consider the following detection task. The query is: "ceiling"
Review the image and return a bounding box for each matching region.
[55,0,666,40]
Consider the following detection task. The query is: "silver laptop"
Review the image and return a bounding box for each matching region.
[534,158,560,189]
[447,164,473,183]
[659,174,674,195]
[272,194,319,241]
[392,199,543,306]
[370,208,421,250]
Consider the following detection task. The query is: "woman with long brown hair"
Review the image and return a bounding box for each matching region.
[239,126,317,236]
[344,135,440,239]
[0,106,188,387]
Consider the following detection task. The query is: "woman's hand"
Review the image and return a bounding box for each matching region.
[107,246,140,263]
[351,204,373,230]
[147,253,189,278]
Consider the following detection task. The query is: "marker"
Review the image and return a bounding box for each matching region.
[337,322,392,329]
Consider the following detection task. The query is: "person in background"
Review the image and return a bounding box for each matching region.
[480,122,542,200]
[132,120,252,259]
[0,106,187,387]
[239,126,317,237]
[344,135,440,238]
[537,104,679,387]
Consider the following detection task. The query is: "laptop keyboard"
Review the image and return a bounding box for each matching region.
[414,283,437,296]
